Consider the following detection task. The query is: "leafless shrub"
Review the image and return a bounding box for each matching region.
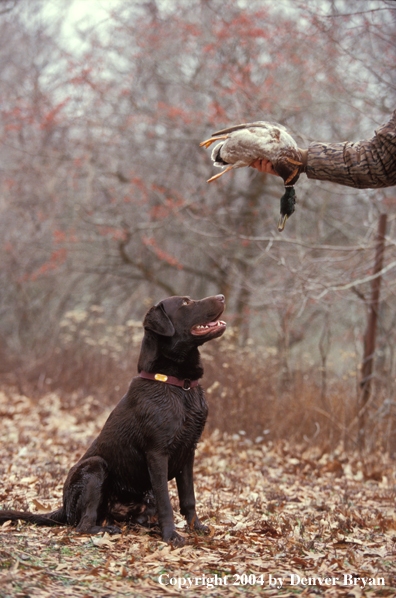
[3,323,395,454]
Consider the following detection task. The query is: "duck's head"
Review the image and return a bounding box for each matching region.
[278,187,296,232]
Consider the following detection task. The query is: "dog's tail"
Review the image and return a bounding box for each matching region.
[0,507,66,527]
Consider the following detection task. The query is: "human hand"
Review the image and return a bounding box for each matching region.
[250,158,279,176]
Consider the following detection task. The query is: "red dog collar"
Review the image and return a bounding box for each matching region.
[139,371,199,391]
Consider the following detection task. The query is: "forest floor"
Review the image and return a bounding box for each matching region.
[0,389,395,598]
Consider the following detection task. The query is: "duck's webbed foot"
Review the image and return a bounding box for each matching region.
[199,135,229,149]
[207,164,234,182]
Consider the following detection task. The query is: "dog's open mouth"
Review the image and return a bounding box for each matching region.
[191,320,226,336]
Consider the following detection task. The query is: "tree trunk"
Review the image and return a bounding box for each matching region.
[358,213,387,450]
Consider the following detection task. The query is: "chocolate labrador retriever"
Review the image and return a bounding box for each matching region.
[0,294,226,545]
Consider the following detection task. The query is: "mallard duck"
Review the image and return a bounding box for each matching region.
[200,121,303,231]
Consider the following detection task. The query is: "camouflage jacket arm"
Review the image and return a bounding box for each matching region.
[306,110,396,189]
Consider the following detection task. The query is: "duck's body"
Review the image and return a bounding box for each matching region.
[200,121,303,231]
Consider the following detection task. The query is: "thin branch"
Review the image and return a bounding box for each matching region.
[316,260,396,300]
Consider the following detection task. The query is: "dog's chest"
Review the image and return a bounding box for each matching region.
[165,388,207,476]
[170,387,208,443]
[101,381,208,480]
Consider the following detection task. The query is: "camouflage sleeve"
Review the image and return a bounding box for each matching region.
[306,110,396,189]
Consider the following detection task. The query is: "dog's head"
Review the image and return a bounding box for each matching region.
[138,295,226,376]
[143,294,226,344]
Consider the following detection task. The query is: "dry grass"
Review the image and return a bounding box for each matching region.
[1,315,396,454]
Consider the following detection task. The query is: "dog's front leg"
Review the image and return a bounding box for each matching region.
[146,451,185,546]
[176,450,209,535]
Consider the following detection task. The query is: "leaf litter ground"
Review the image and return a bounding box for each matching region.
[0,390,395,597]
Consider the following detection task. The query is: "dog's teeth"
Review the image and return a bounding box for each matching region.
[195,321,225,330]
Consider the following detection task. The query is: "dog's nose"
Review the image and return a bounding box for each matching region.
[216,294,225,302]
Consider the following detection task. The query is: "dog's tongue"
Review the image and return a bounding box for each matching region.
[191,320,225,335]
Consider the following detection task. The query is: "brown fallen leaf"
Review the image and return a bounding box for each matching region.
[1,392,395,597]
[31,498,53,512]
[91,533,120,548]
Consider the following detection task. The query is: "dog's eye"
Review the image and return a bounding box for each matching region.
[182,299,190,306]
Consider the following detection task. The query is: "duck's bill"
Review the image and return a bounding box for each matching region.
[278,214,288,232]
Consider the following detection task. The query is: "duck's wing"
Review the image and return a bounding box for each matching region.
[212,122,271,136]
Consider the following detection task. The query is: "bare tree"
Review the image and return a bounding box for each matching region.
[0,0,395,425]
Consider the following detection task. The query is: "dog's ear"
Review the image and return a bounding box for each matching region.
[143,303,175,337]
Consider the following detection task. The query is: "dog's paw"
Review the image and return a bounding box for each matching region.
[79,524,122,535]
[193,522,210,535]
[103,524,122,535]
[163,529,186,547]
[186,515,209,535]
[169,532,186,547]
